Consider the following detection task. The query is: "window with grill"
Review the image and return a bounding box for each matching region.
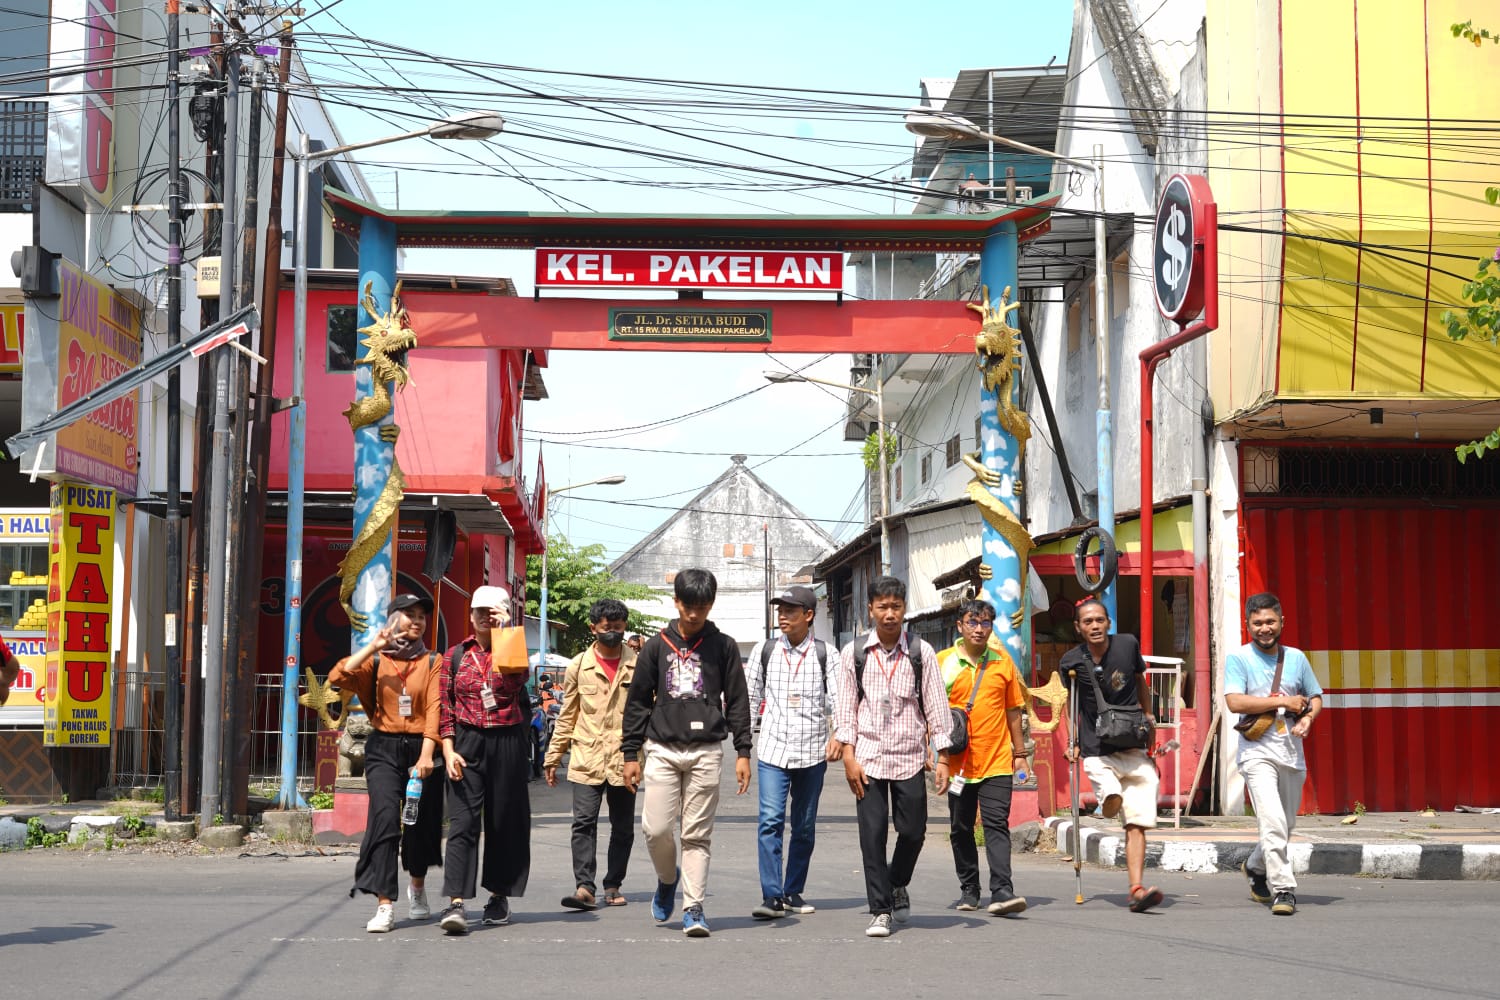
[0,101,46,213]
[894,467,903,501]
[946,434,961,467]
[326,306,358,373]
[920,453,931,484]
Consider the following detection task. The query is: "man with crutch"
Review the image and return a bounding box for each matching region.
[1058,598,1164,913]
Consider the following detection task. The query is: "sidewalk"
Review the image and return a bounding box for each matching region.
[1037,809,1500,880]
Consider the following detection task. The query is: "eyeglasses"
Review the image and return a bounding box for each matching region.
[960,618,994,628]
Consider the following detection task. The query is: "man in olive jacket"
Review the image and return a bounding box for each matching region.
[545,598,639,910]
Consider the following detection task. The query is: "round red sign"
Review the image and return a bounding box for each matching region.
[1152,173,1214,323]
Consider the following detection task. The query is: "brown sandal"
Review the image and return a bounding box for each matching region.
[561,887,598,911]
[603,888,627,906]
[1129,884,1164,913]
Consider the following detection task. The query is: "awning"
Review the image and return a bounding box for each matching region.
[904,503,983,620]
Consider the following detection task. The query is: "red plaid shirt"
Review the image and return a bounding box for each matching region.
[439,636,529,738]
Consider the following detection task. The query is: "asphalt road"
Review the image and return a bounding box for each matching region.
[3,767,1499,1000]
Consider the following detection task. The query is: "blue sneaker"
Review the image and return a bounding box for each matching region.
[683,904,711,937]
[650,868,680,923]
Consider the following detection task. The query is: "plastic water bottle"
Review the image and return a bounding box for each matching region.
[401,769,423,826]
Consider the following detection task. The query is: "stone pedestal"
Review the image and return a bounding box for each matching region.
[199,824,247,849]
[261,809,314,843]
[156,820,197,842]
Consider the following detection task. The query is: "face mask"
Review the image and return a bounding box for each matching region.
[597,630,625,647]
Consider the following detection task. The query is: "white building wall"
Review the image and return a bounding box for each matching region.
[1024,0,1209,540]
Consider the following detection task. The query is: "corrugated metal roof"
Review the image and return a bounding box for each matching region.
[912,65,1068,180]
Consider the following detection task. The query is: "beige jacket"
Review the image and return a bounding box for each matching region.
[543,643,637,785]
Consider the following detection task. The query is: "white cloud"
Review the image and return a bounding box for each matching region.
[983,538,1006,558]
[998,578,1021,603]
[1007,635,1023,652]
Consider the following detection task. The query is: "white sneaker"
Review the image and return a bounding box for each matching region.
[366,903,395,933]
[408,885,430,920]
[866,913,892,938]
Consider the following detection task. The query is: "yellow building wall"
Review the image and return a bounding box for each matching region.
[1209,0,1500,414]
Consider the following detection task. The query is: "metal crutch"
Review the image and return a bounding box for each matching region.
[1068,669,1084,905]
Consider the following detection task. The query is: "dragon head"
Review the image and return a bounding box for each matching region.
[356,279,419,390]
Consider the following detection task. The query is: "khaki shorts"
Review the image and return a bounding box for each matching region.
[1083,749,1159,829]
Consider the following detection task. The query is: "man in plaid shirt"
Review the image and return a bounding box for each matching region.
[834,575,954,938]
[745,585,840,921]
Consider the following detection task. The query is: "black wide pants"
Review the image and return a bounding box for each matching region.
[352,729,445,900]
[442,722,531,900]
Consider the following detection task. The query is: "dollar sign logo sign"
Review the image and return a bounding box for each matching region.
[1161,203,1188,293]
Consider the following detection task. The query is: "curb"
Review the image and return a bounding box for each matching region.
[1040,817,1500,881]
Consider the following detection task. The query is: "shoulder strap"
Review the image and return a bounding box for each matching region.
[907,633,926,717]
[1270,645,1286,695]
[1081,646,1112,707]
[760,638,775,671]
[815,639,828,694]
[854,642,868,703]
[964,653,990,713]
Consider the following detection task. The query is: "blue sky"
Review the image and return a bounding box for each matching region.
[305,0,1074,563]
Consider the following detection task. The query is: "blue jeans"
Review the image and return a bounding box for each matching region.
[756,759,826,900]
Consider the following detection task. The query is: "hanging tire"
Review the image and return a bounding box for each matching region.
[1073,526,1118,594]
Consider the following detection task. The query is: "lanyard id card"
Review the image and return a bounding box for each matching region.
[397,690,413,717]
[879,694,893,729]
[480,684,497,711]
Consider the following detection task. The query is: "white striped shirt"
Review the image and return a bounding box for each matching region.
[833,631,953,781]
[746,634,837,769]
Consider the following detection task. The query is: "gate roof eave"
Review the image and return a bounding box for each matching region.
[324,188,1060,252]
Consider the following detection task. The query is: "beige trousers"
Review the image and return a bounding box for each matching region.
[1242,756,1305,893]
[640,740,723,909]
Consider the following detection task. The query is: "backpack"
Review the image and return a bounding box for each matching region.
[852,632,927,717]
[759,637,830,694]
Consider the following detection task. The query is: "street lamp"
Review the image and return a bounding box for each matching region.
[538,475,627,664]
[764,368,890,575]
[274,111,505,810]
[904,107,1117,621]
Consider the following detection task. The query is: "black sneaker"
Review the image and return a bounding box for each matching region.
[956,888,981,911]
[988,891,1028,916]
[439,901,468,935]
[1271,891,1296,916]
[482,895,510,926]
[783,893,815,914]
[751,897,787,920]
[891,886,910,924]
[1243,861,1272,904]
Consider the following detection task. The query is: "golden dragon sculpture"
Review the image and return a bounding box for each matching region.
[963,285,1034,628]
[336,280,418,631]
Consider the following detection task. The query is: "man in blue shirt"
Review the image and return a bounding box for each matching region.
[1224,592,1324,917]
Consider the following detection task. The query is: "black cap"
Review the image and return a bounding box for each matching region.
[770,585,817,610]
[389,593,433,614]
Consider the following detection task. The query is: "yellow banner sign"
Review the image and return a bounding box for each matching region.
[43,483,115,747]
[55,260,141,494]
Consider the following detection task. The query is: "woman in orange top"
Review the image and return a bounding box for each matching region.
[330,593,443,933]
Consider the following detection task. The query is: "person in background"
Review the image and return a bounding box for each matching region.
[1225,592,1323,918]
[833,575,953,939]
[546,598,639,910]
[437,585,531,935]
[0,636,21,706]
[626,632,644,654]
[621,568,752,939]
[745,585,839,920]
[330,593,444,932]
[939,598,1029,917]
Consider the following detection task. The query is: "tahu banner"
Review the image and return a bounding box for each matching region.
[43,483,115,748]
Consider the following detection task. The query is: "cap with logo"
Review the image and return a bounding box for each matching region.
[388,593,433,614]
[770,585,817,610]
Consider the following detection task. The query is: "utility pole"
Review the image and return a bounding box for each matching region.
[201,20,240,830]
[163,0,185,821]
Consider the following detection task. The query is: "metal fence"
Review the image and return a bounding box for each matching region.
[110,670,165,789]
[1144,655,1184,828]
[247,671,321,791]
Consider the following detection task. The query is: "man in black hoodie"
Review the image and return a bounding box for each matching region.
[621,568,752,939]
